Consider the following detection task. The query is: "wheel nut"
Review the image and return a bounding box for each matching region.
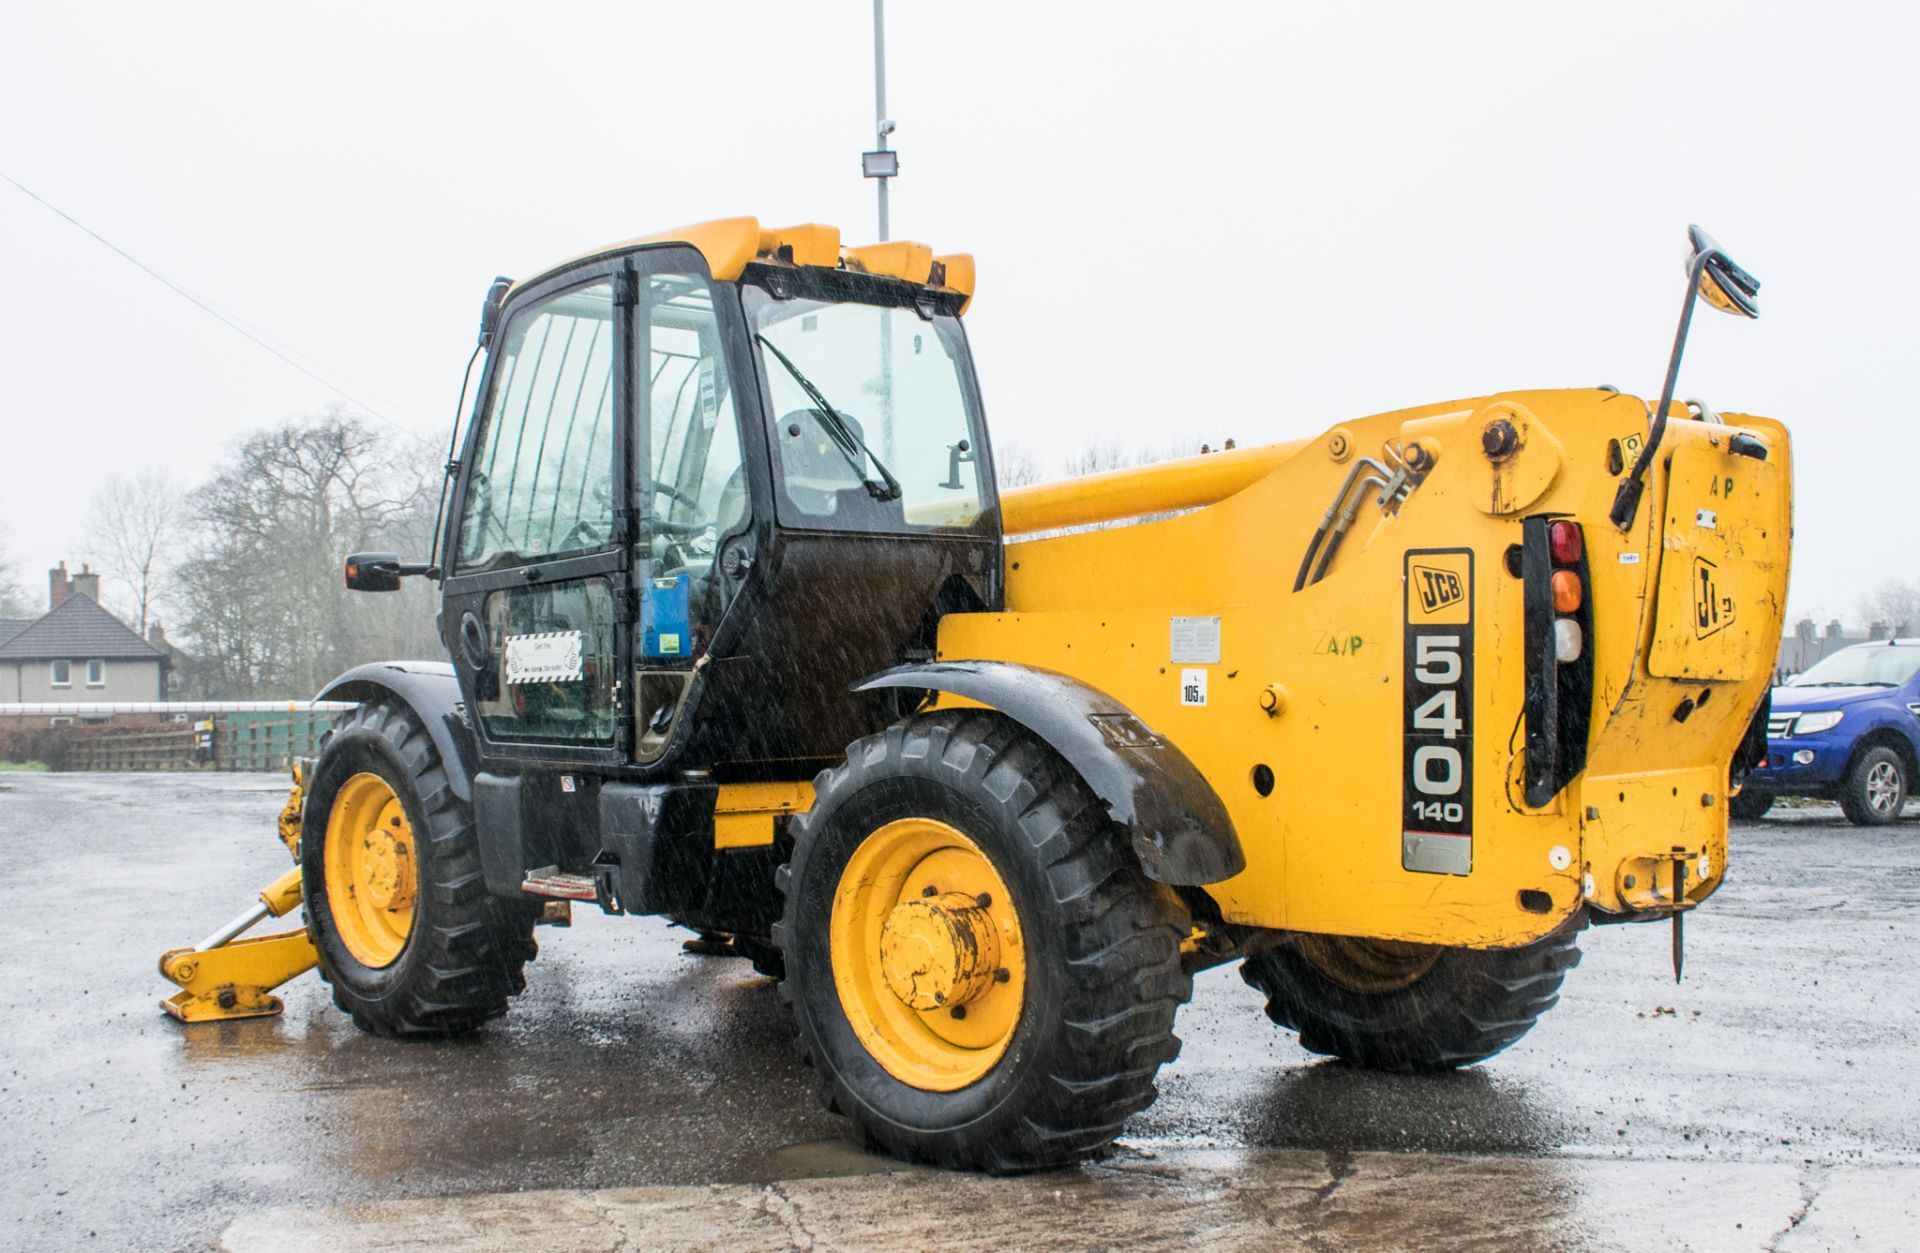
[995,967,1011,983]
[975,892,992,909]
[921,885,938,897]
[950,1005,967,1020]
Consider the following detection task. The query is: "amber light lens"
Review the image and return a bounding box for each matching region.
[1551,569,1583,613]
[1549,520,1584,565]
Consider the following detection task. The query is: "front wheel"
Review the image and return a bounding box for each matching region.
[776,711,1192,1171]
[302,701,539,1036]
[1840,745,1907,826]
[1729,786,1775,822]
[1240,920,1583,1071]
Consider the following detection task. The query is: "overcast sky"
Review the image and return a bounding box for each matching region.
[2,1,1913,628]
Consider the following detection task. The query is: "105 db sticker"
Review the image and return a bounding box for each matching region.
[1403,549,1474,876]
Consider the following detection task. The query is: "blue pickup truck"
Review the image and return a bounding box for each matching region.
[1735,639,1920,824]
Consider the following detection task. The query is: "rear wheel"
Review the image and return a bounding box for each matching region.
[1239,920,1583,1071]
[1729,787,1775,822]
[302,701,539,1036]
[776,710,1191,1171]
[1840,745,1906,826]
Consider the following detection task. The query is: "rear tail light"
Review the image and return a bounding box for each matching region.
[1553,618,1583,662]
[1551,569,1583,614]
[1548,520,1584,565]
[1522,517,1594,806]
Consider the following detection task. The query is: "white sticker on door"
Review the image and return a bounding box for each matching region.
[1180,668,1208,707]
[505,631,584,684]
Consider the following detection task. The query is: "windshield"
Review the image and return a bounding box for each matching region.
[1787,645,1920,688]
[745,283,987,532]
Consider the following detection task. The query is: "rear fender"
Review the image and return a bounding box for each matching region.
[855,661,1244,885]
[314,661,475,803]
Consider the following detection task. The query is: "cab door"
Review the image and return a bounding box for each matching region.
[442,260,636,765]
[627,263,754,760]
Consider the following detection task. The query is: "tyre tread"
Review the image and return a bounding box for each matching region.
[308,700,538,1038]
[777,709,1191,1171]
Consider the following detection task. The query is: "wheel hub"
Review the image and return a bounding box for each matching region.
[879,893,1001,1010]
[1869,762,1900,813]
[360,821,416,912]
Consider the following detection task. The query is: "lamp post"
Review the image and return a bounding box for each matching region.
[862,0,897,242]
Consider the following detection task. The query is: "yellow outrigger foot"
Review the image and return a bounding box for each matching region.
[160,765,320,1023]
[160,866,319,1022]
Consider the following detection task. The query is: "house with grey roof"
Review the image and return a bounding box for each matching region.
[0,562,170,722]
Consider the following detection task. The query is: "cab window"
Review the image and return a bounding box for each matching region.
[458,280,616,570]
[745,286,986,533]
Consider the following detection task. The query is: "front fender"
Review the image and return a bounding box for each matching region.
[855,661,1244,886]
[314,661,476,803]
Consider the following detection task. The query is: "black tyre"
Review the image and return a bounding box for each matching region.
[1239,918,1583,1071]
[1728,787,1775,822]
[775,710,1192,1171]
[302,700,539,1037]
[733,934,786,980]
[1840,745,1907,826]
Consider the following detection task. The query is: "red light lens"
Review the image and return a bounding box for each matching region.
[1549,521,1584,565]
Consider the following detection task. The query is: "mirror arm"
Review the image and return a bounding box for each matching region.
[1609,247,1717,531]
[344,553,440,593]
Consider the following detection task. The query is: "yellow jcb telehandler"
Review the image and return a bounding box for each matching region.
[162,219,1788,1171]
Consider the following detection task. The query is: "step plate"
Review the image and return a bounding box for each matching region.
[521,871,598,901]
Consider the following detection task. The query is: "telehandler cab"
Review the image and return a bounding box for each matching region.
[162,218,1790,1171]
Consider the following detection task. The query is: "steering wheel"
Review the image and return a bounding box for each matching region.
[561,480,713,548]
[649,481,712,538]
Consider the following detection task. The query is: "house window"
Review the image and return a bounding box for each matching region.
[86,659,106,687]
[49,716,73,727]
[50,660,71,687]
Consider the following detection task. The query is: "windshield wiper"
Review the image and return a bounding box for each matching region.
[754,334,902,501]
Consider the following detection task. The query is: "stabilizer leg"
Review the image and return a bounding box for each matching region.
[159,866,319,1023]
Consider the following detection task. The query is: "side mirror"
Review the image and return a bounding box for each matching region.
[1611,224,1765,529]
[1688,225,1760,319]
[344,552,434,593]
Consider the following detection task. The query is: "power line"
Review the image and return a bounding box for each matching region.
[0,168,420,435]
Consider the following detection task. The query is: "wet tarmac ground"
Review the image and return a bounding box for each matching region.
[1,772,1916,1251]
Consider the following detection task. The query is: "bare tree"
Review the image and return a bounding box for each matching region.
[173,410,442,699]
[82,473,181,634]
[1857,579,1920,638]
[0,525,33,619]
[994,443,1046,489]
[1060,441,1136,479]
[1060,438,1211,480]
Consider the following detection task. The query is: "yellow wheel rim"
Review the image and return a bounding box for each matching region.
[323,771,419,969]
[830,818,1026,1092]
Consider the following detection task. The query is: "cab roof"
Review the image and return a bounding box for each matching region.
[508,217,976,314]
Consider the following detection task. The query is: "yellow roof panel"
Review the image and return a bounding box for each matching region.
[507,217,975,311]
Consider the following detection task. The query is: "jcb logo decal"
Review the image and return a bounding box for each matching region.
[1694,555,1735,638]
[1412,565,1465,614]
[1406,551,1472,625]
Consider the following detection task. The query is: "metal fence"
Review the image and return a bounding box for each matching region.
[2,703,352,773]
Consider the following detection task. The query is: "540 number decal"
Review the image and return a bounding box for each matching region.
[1403,550,1474,876]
